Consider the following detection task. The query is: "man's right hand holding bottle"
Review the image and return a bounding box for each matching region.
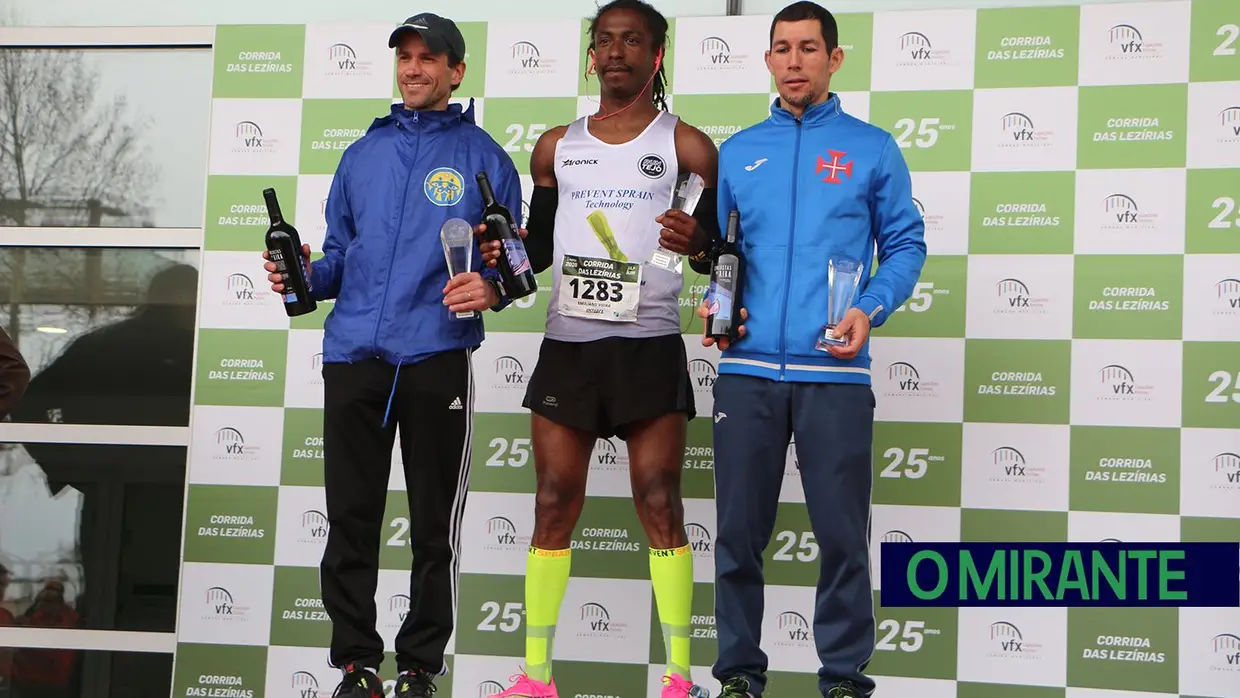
[262,244,313,293]
[473,222,527,269]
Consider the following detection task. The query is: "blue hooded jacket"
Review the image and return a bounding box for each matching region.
[715,94,927,385]
[310,98,520,372]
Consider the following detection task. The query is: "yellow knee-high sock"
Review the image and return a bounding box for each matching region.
[525,547,571,683]
[649,544,694,679]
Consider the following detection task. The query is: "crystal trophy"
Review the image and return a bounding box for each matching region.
[815,256,864,351]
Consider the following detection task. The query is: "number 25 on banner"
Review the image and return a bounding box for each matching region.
[504,123,545,153]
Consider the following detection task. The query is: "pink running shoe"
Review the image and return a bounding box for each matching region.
[489,673,558,698]
[661,673,710,698]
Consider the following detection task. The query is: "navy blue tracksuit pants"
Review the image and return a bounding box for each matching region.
[711,373,876,697]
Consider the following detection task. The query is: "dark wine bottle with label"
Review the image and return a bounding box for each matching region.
[477,171,538,300]
[263,187,317,317]
[706,210,743,343]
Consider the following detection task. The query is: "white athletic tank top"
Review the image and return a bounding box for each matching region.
[545,111,683,342]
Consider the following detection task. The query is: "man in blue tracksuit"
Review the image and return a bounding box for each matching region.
[262,13,519,698]
[691,3,926,697]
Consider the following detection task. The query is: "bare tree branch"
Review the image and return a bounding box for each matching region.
[0,17,159,227]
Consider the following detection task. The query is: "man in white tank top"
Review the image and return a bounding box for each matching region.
[477,3,721,698]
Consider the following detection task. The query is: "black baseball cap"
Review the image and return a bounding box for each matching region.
[388,13,466,63]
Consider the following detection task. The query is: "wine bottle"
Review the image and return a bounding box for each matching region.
[476,171,538,300]
[262,187,317,317]
[706,210,743,342]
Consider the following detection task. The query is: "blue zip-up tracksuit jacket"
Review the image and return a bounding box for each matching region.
[710,95,927,697]
[310,99,519,368]
[715,94,927,385]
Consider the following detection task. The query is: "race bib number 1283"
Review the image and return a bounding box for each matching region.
[557,254,642,322]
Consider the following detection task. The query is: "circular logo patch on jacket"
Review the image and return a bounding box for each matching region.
[424,167,465,206]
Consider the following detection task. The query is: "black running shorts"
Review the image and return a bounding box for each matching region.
[522,333,696,439]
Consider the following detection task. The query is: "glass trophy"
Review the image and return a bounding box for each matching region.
[440,217,477,320]
[815,256,864,351]
[647,172,704,273]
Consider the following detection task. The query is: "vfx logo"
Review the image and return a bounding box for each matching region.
[1003,112,1034,141]
[301,510,329,541]
[487,516,518,546]
[688,358,717,391]
[777,611,812,643]
[593,438,627,469]
[890,362,920,391]
[579,602,617,633]
[1210,632,1240,670]
[203,586,245,619]
[897,31,948,64]
[509,41,548,71]
[1106,194,1138,223]
[1220,107,1240,138]
[700,36,732,65]
[327,43,357,70]
[989,446,1044,482]
[993,446,1025,477]
[1106,23,1159,58]
[886,362,938,397]
[311,352,324,372]
[494,356,526,388]
[225,273,256,302]
[235,121,264,148]
[1097,364,1153,400]
[1215,278,1240,312]
[1000,112,1050,146]
[899,31,932,60]
[388,594,411,623]
[1212,452,1240,487]
[1102,193,1157,229]
[881,530,913,543]
[214,427,248,457]
[477,681,507,698]
[291,671,325,698]
[988,621,1039,657]
[685,522,713,554]
[995,278,1048,313]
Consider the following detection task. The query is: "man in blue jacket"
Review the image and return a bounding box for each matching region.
[263,13,519,698]
[696,3,926,697]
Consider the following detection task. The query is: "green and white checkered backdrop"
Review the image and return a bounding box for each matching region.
[173,1,1240,696]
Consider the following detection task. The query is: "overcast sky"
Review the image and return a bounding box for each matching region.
[87,51,213,229]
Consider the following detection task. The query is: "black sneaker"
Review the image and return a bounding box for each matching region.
[826,681,864,698]
[332,664,385,698]
[718,676,754,698]
[394,669,438,697]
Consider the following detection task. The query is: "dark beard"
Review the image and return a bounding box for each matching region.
[784,90,817,107]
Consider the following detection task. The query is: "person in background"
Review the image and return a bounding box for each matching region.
[477,2,719,697]
[698,3,926,697]
[0,327,29,422]
[262,12,520,698]
[10,579,81,698]
[6,263,199,640]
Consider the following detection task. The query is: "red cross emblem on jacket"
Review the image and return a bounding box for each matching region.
[816,149,853,184]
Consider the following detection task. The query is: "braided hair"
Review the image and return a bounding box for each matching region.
[587,0,670,111]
